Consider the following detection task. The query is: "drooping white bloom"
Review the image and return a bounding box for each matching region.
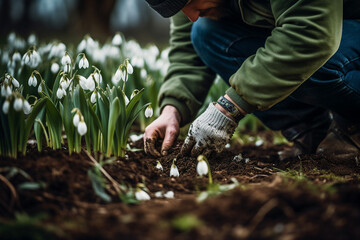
[77,39,87,53]
[12,78,19,88]
[155,161,163,171]
[63,64,71,73]
[135,189,151,201]
[86,75,96,91]
[112,68,123,85]
[13,98,23,112]
[60,76,70,90]
[12,52,21,62]
[23,100,32,114]
[170,163,179,177]
[126,62,133,74]
[1,85,6,97]
[145,105,153,118]
[51,62,60,74]
[48,43,66,59]
[196,159,208,176]
[2,100,10,114]
[90,91,96,103]
[5,85,12,97]
[154,191,163,198]
[79,56,89,69]
[28,75,37,87]
[164,191,174,199]
[77,118,87,136]
[78,76,88,90]
[28,34,37,46]
[38,84,42,93]
[56,87,66,99]
[61,52,71,66]
[73,113,80,127]
[93,72,102,84]
[140,69,147,79]
[22,53,31,65]
[112,33,122,46]
[28,50,41,68]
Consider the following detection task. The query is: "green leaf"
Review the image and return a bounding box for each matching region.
[107,97,121,156]
[88,168,112,203]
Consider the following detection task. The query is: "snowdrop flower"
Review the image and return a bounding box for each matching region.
[77,116,87,136]
[170,159,179,177]
[2,85,12,97]
[93,72,102,84]
[56,86,66,99]
[12,78,19,88]
[90,91,99,104]
[112,33,123,46]
[23,100,32,114]
[61,52,71,66]
[73,113,80,127]
[164,191,174,199]
[154,191,163,198]
[28,34,37,46]
[22,50,41,68]
[140,69,147,79]
[63,64,71,73]
[112,68,123,85]
[12,52,21,62]
[48,42,66,59]
[2,100,10,114]
[155,161,163,171]
[145,105,153,118]
[126,61,133,74]
[86,74,96,91]
[135,189,151,201]
[28,74,37,87]
[78,75,88,90]
[13,98,23,112]
[196,155,209,176]
[77,39,87,53]
[51,62,60,74]
[60,76,70,90]
[38,84,42,93]
[79,55,89,69]
[131,56,144,68]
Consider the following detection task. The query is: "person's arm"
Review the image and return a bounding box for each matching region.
[158,12,217,126]
[227,0,343,112]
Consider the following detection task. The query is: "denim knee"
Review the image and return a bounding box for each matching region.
[191,18,216,63]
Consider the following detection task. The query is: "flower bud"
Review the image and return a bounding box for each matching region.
[77,120,87,136]
[2,100,10,114]
[13,98,23,111]
[73,113,80,127]
[51,62,60,74]
[61,52,71,66]
[145,105,153,118]
[23,100,32,114]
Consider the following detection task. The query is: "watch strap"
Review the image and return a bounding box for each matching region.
[217,96,244,123]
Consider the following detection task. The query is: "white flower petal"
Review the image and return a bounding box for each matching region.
[13,98,23,111]
[170,165,179,177]
[135,190,150,201]
[73,114,80,127]
[145,105,153,118]
[164,191,174,199]
[2,100,10,114]
[77,121,87,136]
[196,160,208,176]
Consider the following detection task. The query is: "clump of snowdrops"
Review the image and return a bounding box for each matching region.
[0,32,166,158]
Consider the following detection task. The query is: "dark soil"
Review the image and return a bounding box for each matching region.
[1,133,360,240]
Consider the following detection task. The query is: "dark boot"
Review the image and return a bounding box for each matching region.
[316,117,360,159]
[278,129,328,161]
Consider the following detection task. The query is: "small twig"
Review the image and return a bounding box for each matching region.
[83,149,123,196]
[0,174,18,210]
[247,198,279,235]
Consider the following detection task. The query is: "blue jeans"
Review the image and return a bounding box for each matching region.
[191,18,360,140]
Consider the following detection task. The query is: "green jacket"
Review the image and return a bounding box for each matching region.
[158,0,360,126]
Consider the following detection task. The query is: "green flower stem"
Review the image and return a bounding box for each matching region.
[203,157,213,185]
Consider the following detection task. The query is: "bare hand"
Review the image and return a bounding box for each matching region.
[144,105,181,156]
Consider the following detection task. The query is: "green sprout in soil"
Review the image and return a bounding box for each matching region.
[171,214,203,233]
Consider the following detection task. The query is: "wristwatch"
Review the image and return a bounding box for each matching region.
[217,96,244,122]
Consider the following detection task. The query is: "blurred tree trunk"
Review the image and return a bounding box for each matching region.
[72,0,116,40]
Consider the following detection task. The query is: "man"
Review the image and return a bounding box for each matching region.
[143,0,360,160]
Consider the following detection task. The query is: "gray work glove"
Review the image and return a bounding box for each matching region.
[181,103,237,157]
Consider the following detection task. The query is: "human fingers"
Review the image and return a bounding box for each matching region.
[144,126,161,157]
[180,135,196,156]
[161,126,179,156]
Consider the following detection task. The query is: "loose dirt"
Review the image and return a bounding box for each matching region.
[1,133,360,240]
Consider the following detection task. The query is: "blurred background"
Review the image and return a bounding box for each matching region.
[0,0,170,46]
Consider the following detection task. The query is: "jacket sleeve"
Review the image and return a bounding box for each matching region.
[158,12,216,126]
[227,0,343,112]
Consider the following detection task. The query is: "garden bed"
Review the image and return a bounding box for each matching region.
[1,134,360,240]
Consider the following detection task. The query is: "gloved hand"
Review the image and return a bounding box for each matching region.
[181,102,237,157]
